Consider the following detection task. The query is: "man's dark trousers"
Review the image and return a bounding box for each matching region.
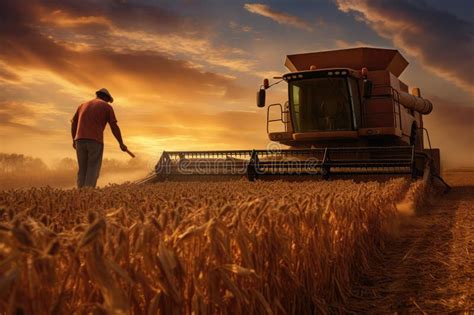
[75,139,104,188]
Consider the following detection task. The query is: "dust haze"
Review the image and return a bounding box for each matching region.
[0,153,150,190]
[424,96,474,169]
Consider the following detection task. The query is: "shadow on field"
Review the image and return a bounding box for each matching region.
[347,181,471,313]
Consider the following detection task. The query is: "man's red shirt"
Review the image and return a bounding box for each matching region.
[73,98,117,143]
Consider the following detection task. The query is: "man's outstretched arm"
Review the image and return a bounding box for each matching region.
[110,121,127,151]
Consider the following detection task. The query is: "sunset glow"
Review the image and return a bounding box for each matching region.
[0,0,472,167]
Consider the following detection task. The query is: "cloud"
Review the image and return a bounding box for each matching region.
[0,0,267,162]
[39,10,113,29]
[106,29,256,73]
[0,64,20,82]
[335,0,474,93]
[0,1,251,102]
[244,3,313,31]
[36,0,187,34]
[32,0,256,73]
[0,101,63,135]
[229,21,254,33]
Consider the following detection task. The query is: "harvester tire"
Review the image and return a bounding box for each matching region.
[322,166,330,180]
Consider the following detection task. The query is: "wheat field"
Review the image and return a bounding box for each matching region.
[0,178,418,314]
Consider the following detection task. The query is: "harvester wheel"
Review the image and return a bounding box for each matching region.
[321,166,330,180]
[247,164,257,181]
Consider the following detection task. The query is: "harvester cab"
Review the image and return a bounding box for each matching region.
[138,47,447,185]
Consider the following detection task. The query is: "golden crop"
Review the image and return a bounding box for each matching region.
[0,178,415,314]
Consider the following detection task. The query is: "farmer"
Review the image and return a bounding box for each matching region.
[71,88,128,188]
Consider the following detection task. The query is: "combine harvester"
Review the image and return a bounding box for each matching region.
[138,47,448,186]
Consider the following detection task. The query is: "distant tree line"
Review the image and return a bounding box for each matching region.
[0,153,147,173]
[0,153,48,173]
[0,153,149,189]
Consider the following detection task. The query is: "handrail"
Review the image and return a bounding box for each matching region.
[266,103,289,133]
[419,127,434,166]
[419,127,433,152]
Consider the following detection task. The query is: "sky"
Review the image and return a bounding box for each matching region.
[0,0,473,168]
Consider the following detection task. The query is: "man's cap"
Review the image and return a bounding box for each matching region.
[96,88,114,103]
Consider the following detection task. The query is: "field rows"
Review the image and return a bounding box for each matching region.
[0,179,413,314]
